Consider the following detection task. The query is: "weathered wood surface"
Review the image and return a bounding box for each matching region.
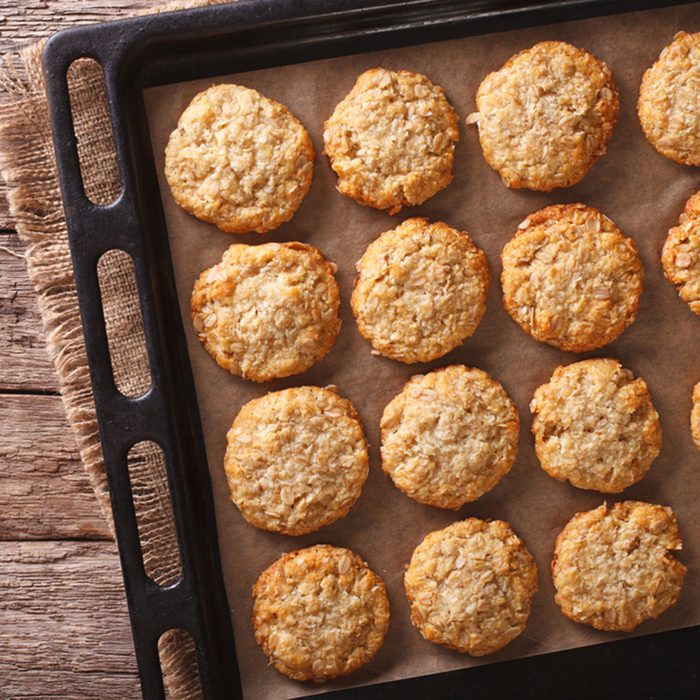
[0,541,140,698]
[0,0,156,228]
[0,393,110,540]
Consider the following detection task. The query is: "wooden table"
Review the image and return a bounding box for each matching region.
[0,3,164,697]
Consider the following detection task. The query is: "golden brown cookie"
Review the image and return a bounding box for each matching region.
[351,218,489,363]
[531,359,662,493]
[323,68,459,214]
[252,545,390,681]
[380,365,519,509]
[404,519,538,656]
[552,501,686,632]
[501,203,643,352]
[225,386,369,535]
[662,190,700,316]
[692,382,700,451]
[191,242,340,382]
[472,41,618,190]
[638,32,700,166]
[165,84,314,233]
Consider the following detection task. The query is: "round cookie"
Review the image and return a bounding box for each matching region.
[692,382,700,451]
[638,32,700,166]
[662,190,700,316]
[252,545,390,681]
[552,501,686,632]
[501,203,643,352]
[165,84,314,233]
[323,68,459,214]
[225,386,369,535]
[531,359,662,493]
[191,242,340,382]
[472,41,619,191]
[404,519,538,656]
[380,365,519,509]
[351,218,490,363]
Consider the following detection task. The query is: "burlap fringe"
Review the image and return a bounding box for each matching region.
[0,1,236,697]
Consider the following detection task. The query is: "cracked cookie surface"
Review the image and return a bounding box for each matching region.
[323,68,459,214]
[191,242,340,382]
[404,519,538,656]
[252,545,390,681]
[225,386,369,535]
[165,84,314,233]
[501,203,643,352]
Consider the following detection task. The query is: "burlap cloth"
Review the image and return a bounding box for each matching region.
[0,1,235,697]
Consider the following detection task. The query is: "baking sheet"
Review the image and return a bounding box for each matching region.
[144,4,700,697]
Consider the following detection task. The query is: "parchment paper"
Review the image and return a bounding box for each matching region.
[144,4,700,697]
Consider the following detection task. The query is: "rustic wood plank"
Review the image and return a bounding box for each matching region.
[0,394,111,540]
[0,540,140,698]
[0,0,157,228]
[0,231,58,391]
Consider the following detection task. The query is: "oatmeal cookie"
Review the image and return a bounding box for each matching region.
[552,501,686,631]
[692,382,700,451]
[252,545,390,681]
[662,190,700,316]
[225,386,369,535]
[531,359,662,493]
[191,242,340,382]
[472,41,619,190]
[380,365,519,509]
[404,519,538,656]
[501,203,643,352]
[351,218,489,363]
[323,68,459,214]
[165,84,314,233]
[638,32,700,166]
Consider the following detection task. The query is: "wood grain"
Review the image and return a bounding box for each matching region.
[0,0,156,228]
[0,540,140,698]
[0,232,58,391]
[0,393,110,540]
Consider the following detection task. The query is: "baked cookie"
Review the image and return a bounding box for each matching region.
[638,32,700,166]
[552,501,686,632]
[692,382,700,451]
[323,68,459,214]
[662,190,700,315]
[351,218,489,363]
[404,519,538,656]
[225,386,369,535]
[380,365,519,509]
[252,545,390,681]
[501,203,643,352]
[472,41,618,190]
[165,84,314,233]
[531,359,662,493]
[191,242,340,382]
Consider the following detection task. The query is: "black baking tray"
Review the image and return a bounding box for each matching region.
[42,1,700,698]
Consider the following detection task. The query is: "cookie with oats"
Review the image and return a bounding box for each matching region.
[552,501,686,632]
[252,545,390,682]
[323,68,459,214]
[165,84,314,233]
[351,218,489,363]
[404,519,538,656]
[662,190,700,316]
[692,382,700,451]
[225,386,369,535]
[638,32,700,166]
[191,242,340,382]
[380,365,519,509]
[472,41,619,190]
[501,203,643,353]
[531,359,662,493]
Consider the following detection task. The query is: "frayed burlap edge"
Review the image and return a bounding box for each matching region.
[0,1,234,698]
